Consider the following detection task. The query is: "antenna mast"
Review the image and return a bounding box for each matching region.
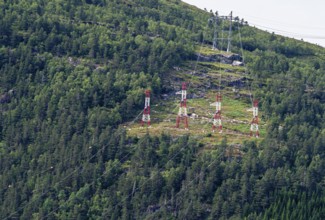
[176,82,189,130]
[141,90,151,127]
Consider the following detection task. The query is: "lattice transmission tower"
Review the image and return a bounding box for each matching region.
[212,94,222,133]
[176,82,188,130]
[141,90,151,127]
[250,99,259,138]
[227,11,233,53]
[208,15,218,50]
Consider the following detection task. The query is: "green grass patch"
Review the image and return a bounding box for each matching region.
[196,45,232,56]
[126,55,266,145]
[199,62,245,73]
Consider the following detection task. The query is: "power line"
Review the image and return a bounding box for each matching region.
[248,22,325,40]
[149,154,221,217]
[234,12,325,30]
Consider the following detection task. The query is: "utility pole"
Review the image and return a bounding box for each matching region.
[227,11,232,53]
[176,82,188,130]
[250,99,259,138]
[212,94,222,133]
[141,90,151,127]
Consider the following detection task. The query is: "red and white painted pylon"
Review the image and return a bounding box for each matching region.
[250,99,259,138]
[141,90,151,127]
[176,82,188,130]
[212,94,222,133]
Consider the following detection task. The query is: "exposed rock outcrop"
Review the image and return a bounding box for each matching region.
[196,53,243,64]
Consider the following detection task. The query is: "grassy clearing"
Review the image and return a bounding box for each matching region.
[126,53,266,146]
[125,91,265,145]
[197,45,232,56]
[199,62,245,73]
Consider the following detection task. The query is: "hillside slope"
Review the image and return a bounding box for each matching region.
[0,0,325,219]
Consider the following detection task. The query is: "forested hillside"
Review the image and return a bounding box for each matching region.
[0,0,325,219]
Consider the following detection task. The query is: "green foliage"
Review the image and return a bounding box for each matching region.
[0,0,325,219]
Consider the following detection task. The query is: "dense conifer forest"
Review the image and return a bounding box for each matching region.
[0,0,325,219]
